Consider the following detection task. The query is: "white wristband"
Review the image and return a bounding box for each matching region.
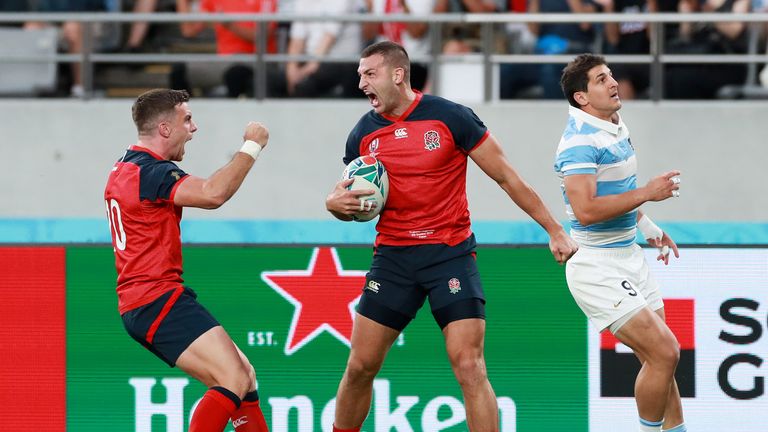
[239,140,263,160]
[637,214,663,241]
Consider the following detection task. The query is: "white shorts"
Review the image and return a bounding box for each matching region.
[565,243,664,332]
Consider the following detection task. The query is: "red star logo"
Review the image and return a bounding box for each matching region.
[261,247,367,355]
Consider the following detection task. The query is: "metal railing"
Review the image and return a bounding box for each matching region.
[0,12,766,100]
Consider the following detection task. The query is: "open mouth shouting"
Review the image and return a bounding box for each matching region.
[365,90,381,109]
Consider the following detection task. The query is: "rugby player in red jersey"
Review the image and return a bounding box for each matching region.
[325,41,579,431]
[104,89,270,432]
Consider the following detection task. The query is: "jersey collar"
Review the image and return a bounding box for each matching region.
[568,105,624,136]
[130,144,165,160]
[381,90,423,123]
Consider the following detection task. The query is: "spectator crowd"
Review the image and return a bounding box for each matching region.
[0,0,764,99]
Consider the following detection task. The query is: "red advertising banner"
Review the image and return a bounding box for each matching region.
[0,247,66,429]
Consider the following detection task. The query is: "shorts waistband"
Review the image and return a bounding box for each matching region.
[576,243,640,258]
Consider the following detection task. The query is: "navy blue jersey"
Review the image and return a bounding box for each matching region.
[344,91,489,246]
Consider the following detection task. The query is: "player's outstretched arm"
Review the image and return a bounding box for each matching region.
[174,121,269,209]
[564,170,680,226]
[325,179,376,222]
[470,135,578,263]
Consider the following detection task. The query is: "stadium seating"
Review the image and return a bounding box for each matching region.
[0,27,58,96]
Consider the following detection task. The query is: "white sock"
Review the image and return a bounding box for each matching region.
[639,417,664,432]
[662,423,687,432]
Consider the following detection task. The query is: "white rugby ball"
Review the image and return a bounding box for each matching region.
[342,155,389,222]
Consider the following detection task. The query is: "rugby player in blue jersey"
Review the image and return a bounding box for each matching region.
[555,54,686,432]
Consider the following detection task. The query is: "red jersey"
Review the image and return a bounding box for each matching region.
[201,0,278,55]
[104,146,190,314]
[344,92,490,246]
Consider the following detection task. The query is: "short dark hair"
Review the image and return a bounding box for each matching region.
[132,88,190,135]
[361,41,411,84]
[560,54,608,108]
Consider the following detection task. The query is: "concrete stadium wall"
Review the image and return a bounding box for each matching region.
[1,99,765,222]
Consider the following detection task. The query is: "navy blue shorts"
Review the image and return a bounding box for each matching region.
[121,286,219,367]
[357,234,486,331]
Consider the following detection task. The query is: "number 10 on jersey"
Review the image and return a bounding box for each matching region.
[105,198,126,251]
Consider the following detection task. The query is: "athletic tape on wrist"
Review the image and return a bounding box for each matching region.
[239,140,263,160]
[637,214,663,241]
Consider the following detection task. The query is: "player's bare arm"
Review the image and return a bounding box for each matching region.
[470,134,578,263]
[174,122,269,209]
[564,170,681,226]
[325,179,376,221]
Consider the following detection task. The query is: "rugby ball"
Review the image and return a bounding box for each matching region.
[342,155,389,222]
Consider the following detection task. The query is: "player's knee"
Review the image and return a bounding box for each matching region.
[245,363,257,389]
[449,351,487,387]
[345,355,383,383]
[660,337,681,368]
[234,372,254,399]
[651,335,680,372]
[217,364,254,399]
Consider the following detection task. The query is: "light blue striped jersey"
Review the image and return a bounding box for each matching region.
[554,106,638,248]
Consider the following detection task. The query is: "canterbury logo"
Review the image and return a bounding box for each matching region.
[394,128,408,139]
[233,416,248,427]
[366,280,380,293]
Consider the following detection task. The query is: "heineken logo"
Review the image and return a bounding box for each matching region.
[129,377,518,430]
